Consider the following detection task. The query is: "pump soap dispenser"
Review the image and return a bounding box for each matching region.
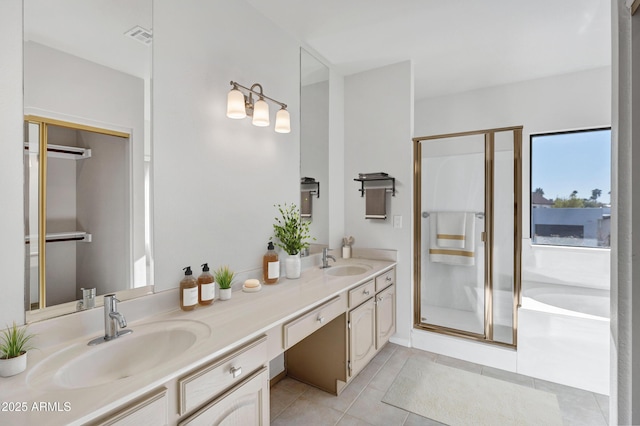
[180,266,198,311]
[198,263,215,306]
[263,241,279,284]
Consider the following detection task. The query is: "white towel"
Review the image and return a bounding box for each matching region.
[436,212,467,248]
[429,212,475,266]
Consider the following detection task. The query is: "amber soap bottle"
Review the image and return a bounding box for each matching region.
[180,266,198,311]
[198,263,215,306]
[263,242,279,284]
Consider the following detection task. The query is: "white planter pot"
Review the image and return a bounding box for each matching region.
[219,287,232,301]
[0,351,27,377]
[285,253,301,279]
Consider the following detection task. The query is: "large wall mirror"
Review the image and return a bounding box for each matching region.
[300,48,330,247]
[23,0,153,322]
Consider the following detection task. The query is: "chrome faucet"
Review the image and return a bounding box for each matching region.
[320,247,336,269]
[76,287,96,311]
[88,294,132,345]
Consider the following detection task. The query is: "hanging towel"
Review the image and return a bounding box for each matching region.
[365,188,387,219]
[300,190,312,218]
[436,212,467,249]
[429,212,475,266]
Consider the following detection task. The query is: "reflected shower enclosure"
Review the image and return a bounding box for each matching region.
[413,127,522,346]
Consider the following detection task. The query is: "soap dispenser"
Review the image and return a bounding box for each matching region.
[198,263,215,306]
[263,241,279,284]
[180,266,198,311]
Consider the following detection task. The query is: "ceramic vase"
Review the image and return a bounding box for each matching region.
[342,246,352,259]
[219,287,232,301]
[285,253,301,279]
[0,351,27,377]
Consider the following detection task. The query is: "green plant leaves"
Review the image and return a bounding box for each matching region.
[272,203,313,255]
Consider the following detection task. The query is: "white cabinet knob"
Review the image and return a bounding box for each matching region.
[317,316,325,324]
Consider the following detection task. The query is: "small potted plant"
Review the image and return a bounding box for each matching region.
[0,322,35,377]
[214,265,235,301]
[272,203,313,279]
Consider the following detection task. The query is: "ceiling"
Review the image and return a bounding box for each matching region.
[22,1,611,100]
[24,0,152,79]
[246,0,611,100]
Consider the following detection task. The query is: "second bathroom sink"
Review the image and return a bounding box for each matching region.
[325,264,372,277]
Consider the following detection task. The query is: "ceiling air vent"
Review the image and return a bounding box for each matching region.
[124,26,152,46]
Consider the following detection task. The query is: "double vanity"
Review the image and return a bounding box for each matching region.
[1,252,396,425]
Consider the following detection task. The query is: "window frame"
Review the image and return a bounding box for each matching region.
[529,126,612,249]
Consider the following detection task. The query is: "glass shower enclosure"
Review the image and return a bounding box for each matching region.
[413,126,522,346]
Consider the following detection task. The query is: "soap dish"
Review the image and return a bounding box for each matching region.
[242,283,262,293]
[242,279,262,293]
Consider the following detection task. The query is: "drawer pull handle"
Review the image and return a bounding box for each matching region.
[386,276,392,281]
[317,316,325,324]
[377,296,384,302]
[363,289,370,296]
[230,366,242,378]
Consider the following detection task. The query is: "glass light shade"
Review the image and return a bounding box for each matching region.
[252,98,270,126]
[274,108,291,133]
[226,88,246,119]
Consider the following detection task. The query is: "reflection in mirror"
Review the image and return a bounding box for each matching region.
[23,0,153,322]
[300,48,330,247]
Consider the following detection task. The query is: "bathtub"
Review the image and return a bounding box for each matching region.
[517,281,610,395]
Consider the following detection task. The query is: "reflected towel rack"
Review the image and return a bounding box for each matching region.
[422,211,484,219]
[354,174,396,197]
[301,177,320,198]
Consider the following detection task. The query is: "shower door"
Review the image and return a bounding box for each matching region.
[413,127,522,346]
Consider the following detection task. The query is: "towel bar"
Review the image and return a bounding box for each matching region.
[422,212,484,219]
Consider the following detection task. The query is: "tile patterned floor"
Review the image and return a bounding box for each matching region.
[270,343,609,426]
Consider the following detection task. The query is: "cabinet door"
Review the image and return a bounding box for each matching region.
[179,367,269,426]
[348,298,376,378]
[376,284,396,349]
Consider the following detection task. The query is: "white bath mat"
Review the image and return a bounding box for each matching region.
[382,357,563,426]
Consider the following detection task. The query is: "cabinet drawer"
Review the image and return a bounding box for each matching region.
[375,269,395,292]
[179,335,267,416]
[92,387,168,426]
[179,367,269,426]
[284,295,346,349]
[348,280,375,308]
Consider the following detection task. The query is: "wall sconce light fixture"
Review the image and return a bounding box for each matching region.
[226,81,291,133]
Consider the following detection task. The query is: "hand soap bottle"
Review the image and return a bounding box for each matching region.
[263,242,279,284]
[180,266,198,311]
[198,263,215,306]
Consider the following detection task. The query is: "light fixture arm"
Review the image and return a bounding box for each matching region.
[230,81,287,109]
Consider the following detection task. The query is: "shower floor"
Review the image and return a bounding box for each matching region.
[420,304,513,343]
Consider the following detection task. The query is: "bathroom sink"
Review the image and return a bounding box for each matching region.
[27,319,210,391]
[325,264,372,277]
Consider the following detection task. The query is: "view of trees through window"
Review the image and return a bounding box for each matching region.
[530,128,611,248]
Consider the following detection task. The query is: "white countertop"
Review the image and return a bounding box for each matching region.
[0,256,396,425]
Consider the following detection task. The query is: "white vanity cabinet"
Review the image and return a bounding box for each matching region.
[91,388,169,426]
[177,336,268,424]
[178,367,269,426]
[287,267,397,394]
[348,297,377,377]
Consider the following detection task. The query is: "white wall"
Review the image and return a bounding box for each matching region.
[152,0,301,291]
[345,61,414,345]
[0,0,26,326]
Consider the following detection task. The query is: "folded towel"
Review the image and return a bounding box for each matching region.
[300,190,312,218]
[365,188,387,219]
[436,212,467,249]
[429,212,475,266]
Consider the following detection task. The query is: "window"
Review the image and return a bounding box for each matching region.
[530,128,611,248]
